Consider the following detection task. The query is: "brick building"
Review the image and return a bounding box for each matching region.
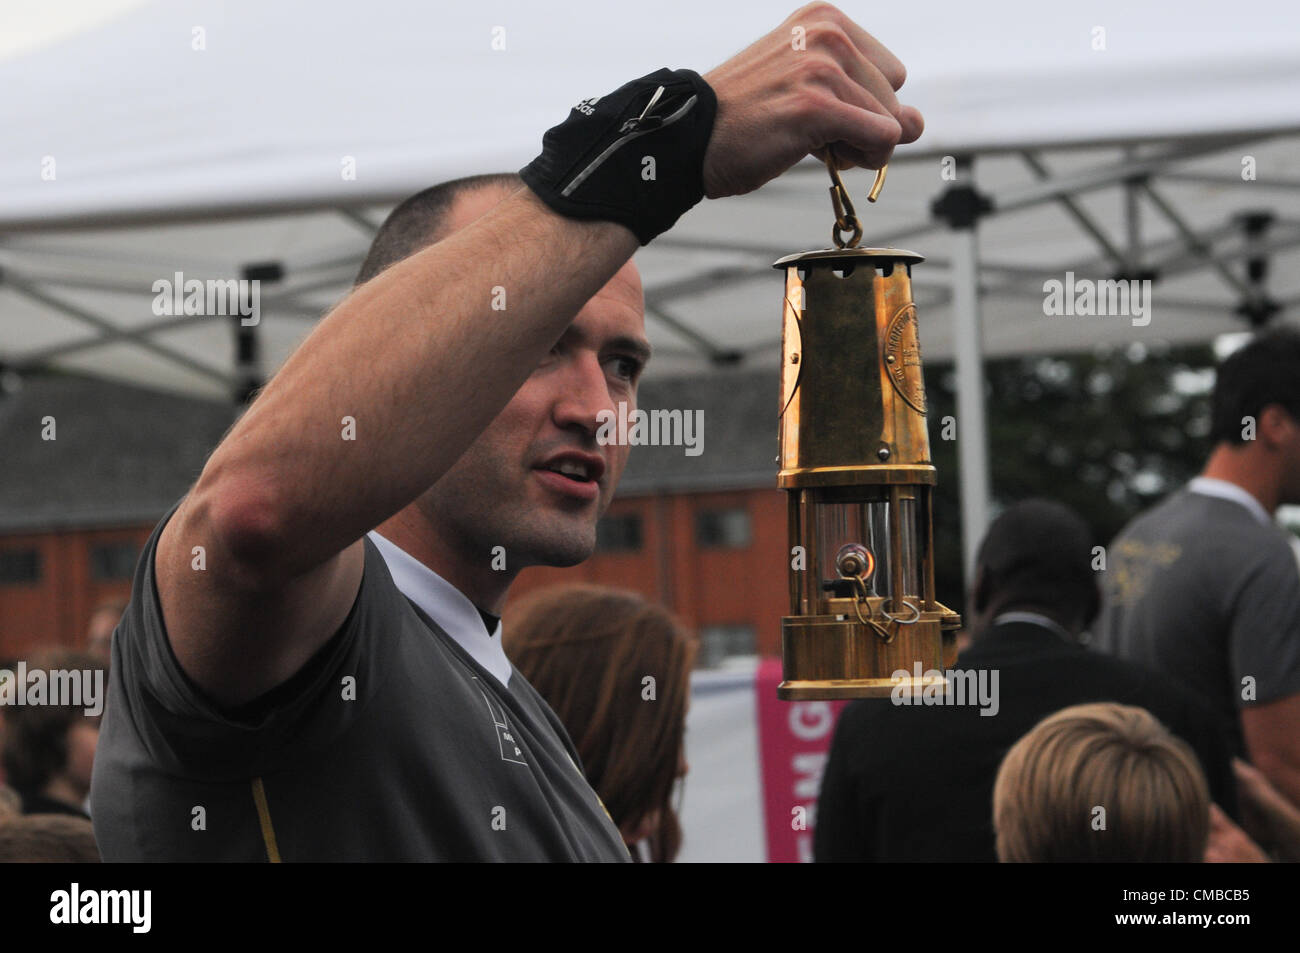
[0,372,236,657]
[0,369,786,665]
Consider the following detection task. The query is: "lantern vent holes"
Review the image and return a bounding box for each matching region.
[818,261,899,279]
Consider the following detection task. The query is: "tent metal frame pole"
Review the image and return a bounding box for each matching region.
[649,135,1287,311]
[921,287,1238,316]
[4,276,236,388]
[644,302,737,364]
[951,225,992,595]
[1124,147,1145,275]
[336,207,379,236]
[932,156,994,597]
[1161,172,1300,191]
[995,136,1264,214]
[1020,151,1126,272]
[1138,181,1253,299]
[3,134,1294,392]
[917,219,1300,302]
[644,265,765,302]
[16,315,196,364]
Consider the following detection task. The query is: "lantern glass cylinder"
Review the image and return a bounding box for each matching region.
[796,487,924,616]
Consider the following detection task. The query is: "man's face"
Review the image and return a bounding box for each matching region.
[418,187,649,570]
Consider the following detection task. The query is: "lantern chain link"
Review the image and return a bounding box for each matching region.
[824,150,888,249]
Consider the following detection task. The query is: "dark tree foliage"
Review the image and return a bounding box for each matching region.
[923,341,1218,611]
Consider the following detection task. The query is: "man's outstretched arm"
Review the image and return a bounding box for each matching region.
[159,189,637,704]
[157,2,924,706]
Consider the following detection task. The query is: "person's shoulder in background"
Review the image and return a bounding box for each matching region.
[1068,644,1239,816]
[0,812,101,862]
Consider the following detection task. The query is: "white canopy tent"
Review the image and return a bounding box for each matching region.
[3,0,1300,580]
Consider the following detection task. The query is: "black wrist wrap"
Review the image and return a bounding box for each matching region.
[519,68,718,245]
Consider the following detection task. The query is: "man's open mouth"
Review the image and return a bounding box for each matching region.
[541,460,595,483]
[533,452,605,500]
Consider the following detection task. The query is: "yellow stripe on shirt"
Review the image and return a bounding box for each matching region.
[251,777,282,863]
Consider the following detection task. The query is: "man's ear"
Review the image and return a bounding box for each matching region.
[1258,404,1299,449]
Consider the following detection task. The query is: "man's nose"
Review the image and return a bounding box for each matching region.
[552,352,616,436]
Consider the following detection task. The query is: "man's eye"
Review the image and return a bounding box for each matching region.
[610,356,640,381]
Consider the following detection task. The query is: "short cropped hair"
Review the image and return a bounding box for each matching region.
[993,702,1210,863]
[354,173,523,286]
[1210,327,1300,444]
[973,499,1100,628]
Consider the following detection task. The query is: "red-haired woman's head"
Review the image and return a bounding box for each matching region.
[504,585,696,862]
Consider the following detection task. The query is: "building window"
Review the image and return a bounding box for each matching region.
[0,548,41,585]
[90,542,139,581]
[596,514,643,553]
[698,624,758,669]
[695,508,751,549]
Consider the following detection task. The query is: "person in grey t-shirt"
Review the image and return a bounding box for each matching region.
[1096,329,1300,810]
[89,10,927,861]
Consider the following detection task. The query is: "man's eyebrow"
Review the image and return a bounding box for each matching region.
[606,336,652,365]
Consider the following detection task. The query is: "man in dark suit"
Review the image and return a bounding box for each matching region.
[813,499,1237,862]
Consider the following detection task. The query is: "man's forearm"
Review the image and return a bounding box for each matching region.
[192,186,638,583]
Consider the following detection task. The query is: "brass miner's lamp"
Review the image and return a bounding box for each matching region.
[775,159,961,700]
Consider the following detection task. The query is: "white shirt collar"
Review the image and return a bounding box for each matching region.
[1187,477,1272,526]
[366,531,512,689]
[991,611,1073,643]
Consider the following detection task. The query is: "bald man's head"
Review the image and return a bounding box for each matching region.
[354,173,523,286]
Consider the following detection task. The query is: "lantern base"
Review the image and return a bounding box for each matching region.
[777,674,949,701]
[778,609,961,701]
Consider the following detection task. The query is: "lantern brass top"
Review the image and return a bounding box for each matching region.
[772,247,925,269]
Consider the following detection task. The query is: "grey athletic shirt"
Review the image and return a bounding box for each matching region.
[1095,483,1300,756]
[90,504,630,862]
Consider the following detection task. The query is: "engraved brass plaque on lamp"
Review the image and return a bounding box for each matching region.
[774,158,961,701]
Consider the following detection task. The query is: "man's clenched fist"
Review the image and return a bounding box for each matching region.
[702,3,924,199]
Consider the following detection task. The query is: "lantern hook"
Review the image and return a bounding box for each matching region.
[825,149,887,249]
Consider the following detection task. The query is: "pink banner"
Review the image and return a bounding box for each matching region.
[754,657,848,863]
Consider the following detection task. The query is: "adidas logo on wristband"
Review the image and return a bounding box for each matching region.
[521,67,719,246]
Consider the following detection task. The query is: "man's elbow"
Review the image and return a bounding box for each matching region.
[185,471,290,592]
